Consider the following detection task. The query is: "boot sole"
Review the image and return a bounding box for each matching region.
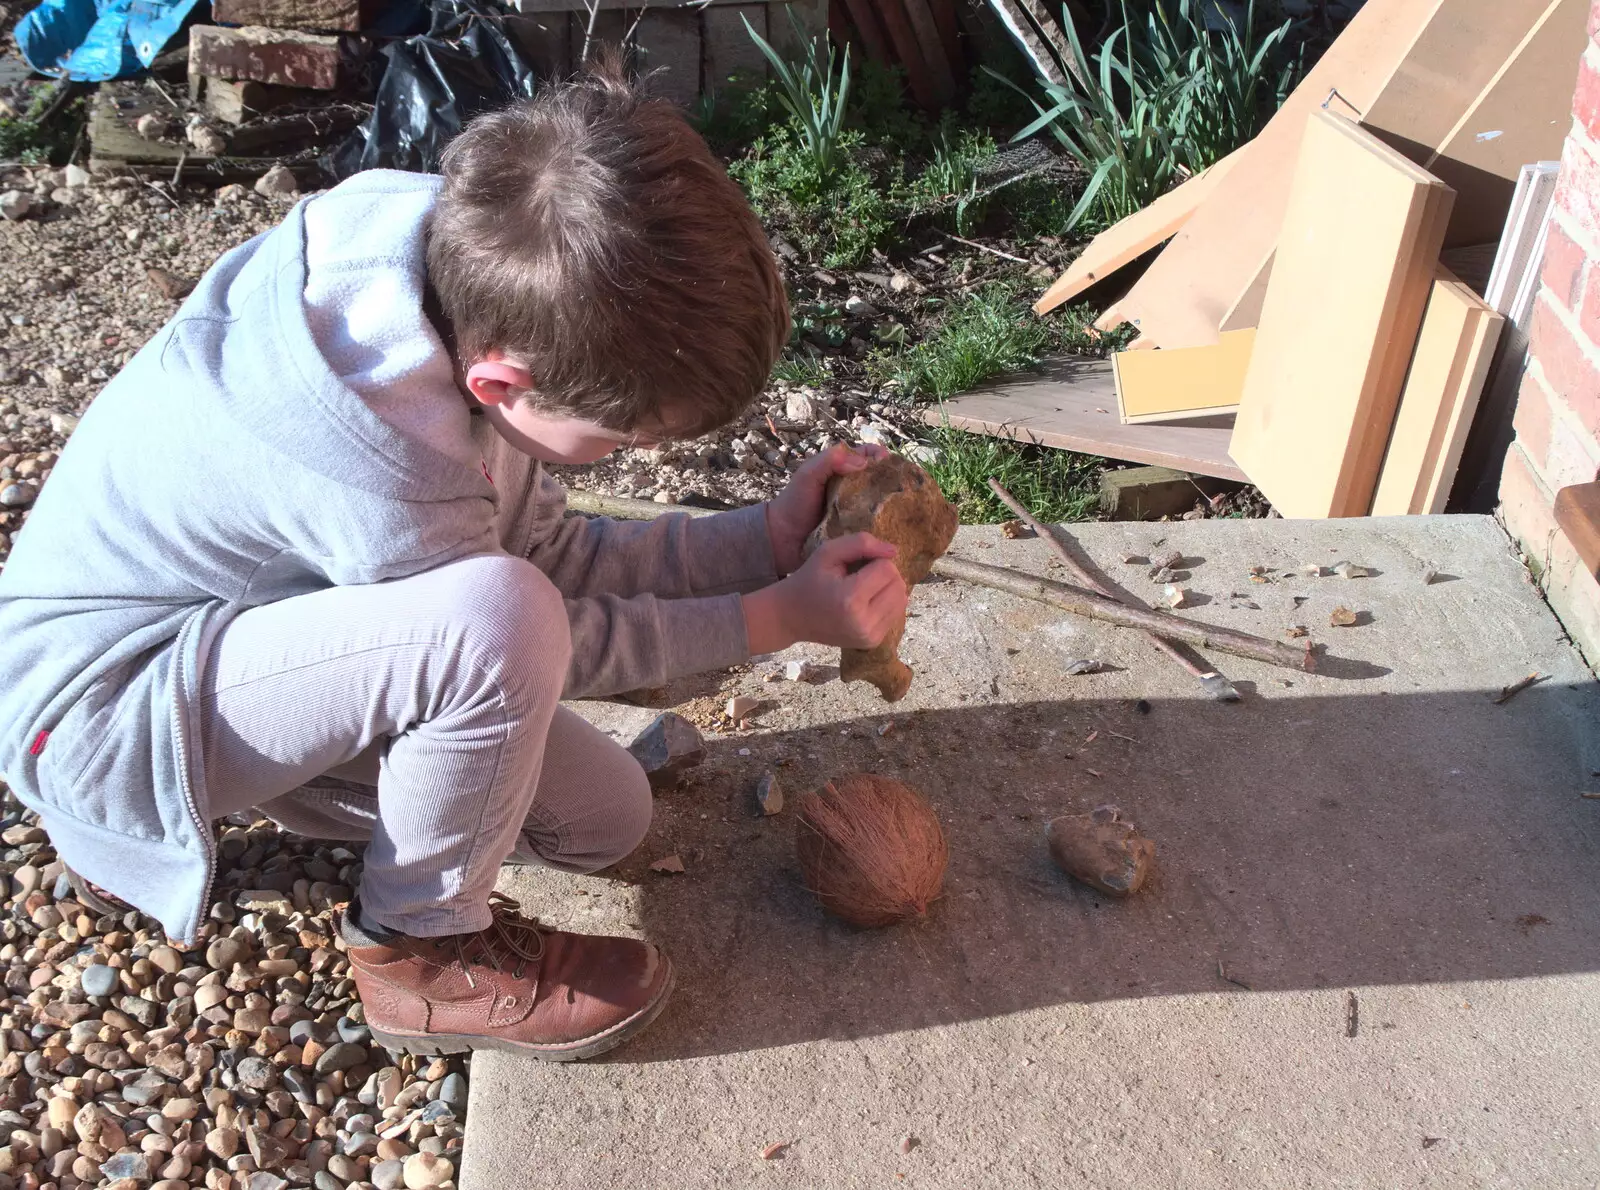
[365,957,675,1063]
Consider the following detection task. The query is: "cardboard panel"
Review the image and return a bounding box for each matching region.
[1371,272,1505,515]
[1110,0,1444,349]
[1034,151,1241,315]
[1229,111,1455,519]
[1112,329,1256,424]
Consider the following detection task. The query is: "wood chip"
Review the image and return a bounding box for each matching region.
[649,854,685,874]
[1491,672,1545,705]
[761,1141,790,1160]
[1329,606,1359,627]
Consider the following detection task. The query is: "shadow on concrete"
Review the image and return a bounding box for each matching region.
[585,680,1600,1064]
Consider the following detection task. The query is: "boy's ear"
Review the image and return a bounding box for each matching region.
[464,357,535,407]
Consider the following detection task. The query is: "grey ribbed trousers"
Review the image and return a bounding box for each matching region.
[196,554,653,937]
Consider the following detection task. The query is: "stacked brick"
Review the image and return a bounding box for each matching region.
[1500,0,1600,664]
[189,1,361,123]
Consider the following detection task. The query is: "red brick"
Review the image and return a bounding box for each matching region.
[1530,297,1600,437]
[1554,138,1600,239]
[1542,219,1590,311]
[1576,53,1600,149]
[188,25,341,90]
[1513,368,1555,474]
[1582,256,1600,348]
[211,0,360,31]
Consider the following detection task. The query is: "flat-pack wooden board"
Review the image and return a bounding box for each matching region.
[921,358,1246,481]
[1418,0,1588,248]
[1112,329,1256,424]
[1032,151,1241,315]
[1218,249,1274,332]
[1229,110,1455,518]
[1371,271,1504,515]
[1107,0,1444,349]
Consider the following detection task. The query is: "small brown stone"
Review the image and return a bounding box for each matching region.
[1046,805,1155,897]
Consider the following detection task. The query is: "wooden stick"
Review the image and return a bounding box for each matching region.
[987,478,1235,695]
[933,556,1314,672]
[564,488,1316,673]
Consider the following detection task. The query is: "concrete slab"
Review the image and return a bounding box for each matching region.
[462,515,1600,1190]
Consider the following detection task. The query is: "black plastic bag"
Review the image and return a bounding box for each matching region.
[330,0,536,178]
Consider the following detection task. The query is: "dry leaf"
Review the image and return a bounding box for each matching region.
[1285,625,1309,639]
[649,854,685,874]
[1150,566,1180,583]
[999,519,1032,539]
[1063,658,1101,676]
[1084,730,1099,744]
[1154,549,1183,570]
[1329,606,1359,628]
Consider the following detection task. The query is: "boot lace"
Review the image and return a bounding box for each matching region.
[437,891,547,987]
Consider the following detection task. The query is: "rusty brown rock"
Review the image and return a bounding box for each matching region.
[1047,805,1154,897]
[807,453,957,702]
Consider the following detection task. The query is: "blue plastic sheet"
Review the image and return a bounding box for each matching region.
[14,0,204,82]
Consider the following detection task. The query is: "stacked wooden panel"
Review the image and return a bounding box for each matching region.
[1229,111,1456,519]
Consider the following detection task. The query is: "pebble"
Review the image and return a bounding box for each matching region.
[725,695,759,720]
[437,1072,467,1113]
[372,1158,406,1190]
[754,772,783,816]
[234,1055,277,1090]
[1,481,37,508]
[0,190,32,220]
[254,165,299,197]
[100,1153,152,1182]
[80,963,118,997]
[314,1040,368,1075]
[402,1152,453,1189]
[207,934,250,970]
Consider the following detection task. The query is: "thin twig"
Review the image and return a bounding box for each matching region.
[1217,960,1252,991]
[1491,673,1545,705]
[942,234,1029,264]
[988,478,1230,691]
[170,151,187,190]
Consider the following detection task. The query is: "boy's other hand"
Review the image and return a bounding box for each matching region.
[742,533,907,655]
[765,442,893,575]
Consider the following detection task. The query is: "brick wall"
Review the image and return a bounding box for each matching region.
[1499,0,1600,667]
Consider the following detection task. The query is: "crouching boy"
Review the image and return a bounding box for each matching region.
[0,67,908,1061]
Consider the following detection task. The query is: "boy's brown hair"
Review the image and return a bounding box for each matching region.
[426,66,790,439]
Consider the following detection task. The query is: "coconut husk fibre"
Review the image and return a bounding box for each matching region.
[806,453,958,702]
[796,774,948,928]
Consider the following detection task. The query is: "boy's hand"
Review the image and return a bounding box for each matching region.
[766,442,893,575]
[743,533,907,655]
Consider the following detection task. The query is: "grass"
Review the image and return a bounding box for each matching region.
[729,125,896,268]
[0,83,85,166]
[919,425,1105,523]
[771,347,831,386]
[872,287,1110,402]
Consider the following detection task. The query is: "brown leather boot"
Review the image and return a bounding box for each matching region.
[342,892,673,1062]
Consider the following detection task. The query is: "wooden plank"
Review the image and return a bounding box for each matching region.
[1371,271,1504,515]
[1111,0,1444,349]
[835,0,893,66]
[635,9,701,106]
[87,81,289,178]
[1112,329,1255,425]
[702,4,768,89]
[1229,110,1455,519]
[899,0,956,107]
[1553,481,1600,579]
[872,0,941,109]
[920,358,1247,481]
[1218,248,1273,332]
[1033,150,1241,315]
[1421,0,1587,248]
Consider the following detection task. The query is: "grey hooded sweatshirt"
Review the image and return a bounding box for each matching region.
[0,170,776,944]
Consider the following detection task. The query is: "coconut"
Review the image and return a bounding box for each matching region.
[796,774,947,928]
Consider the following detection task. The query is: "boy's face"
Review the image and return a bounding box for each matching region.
[463,353,671,465]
